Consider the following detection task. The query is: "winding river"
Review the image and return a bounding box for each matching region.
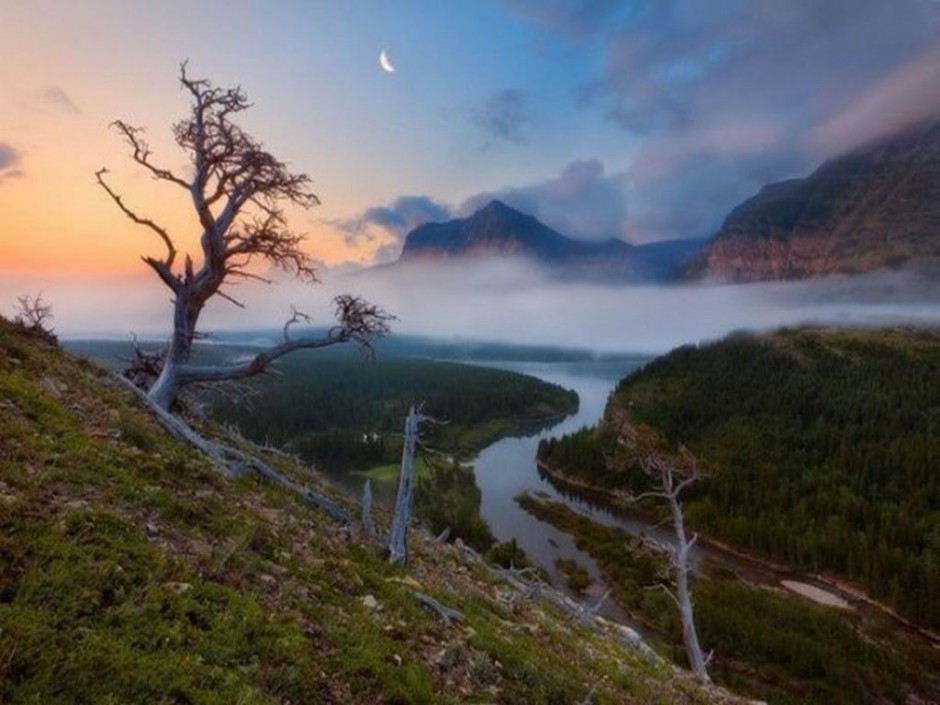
[469,359,872,620]
[469,360,653,596]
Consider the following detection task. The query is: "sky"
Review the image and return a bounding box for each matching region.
[1,0,939,342]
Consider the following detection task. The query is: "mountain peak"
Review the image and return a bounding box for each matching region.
[394,201,655,281]
[479,198,514,214]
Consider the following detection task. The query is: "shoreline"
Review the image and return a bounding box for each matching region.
[536,459,940,647]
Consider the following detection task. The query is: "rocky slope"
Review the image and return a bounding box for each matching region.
[0,317,743,705]
[688,120,940,281]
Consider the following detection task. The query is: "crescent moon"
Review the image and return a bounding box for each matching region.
[379,49,396,73]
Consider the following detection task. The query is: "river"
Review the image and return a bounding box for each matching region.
[469,359,864,619]
[469,359,655,598]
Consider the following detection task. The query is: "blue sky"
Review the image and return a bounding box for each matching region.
[1,0,939,334]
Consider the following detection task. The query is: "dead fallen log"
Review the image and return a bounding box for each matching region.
[112,373,350,524]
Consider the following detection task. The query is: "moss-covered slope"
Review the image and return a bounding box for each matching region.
[0,318,740,705]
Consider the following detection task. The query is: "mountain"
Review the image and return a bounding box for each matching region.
[395,199,698,281]
[688,120,940,281]
[0,317,742,704]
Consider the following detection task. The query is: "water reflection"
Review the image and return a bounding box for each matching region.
[468,359,649,612]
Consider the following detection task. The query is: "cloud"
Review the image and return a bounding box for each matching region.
[461,159,629,241]
[504,0,619,40]
[333,195,452,264]
[812,42,940,154]
[340,159,630,265]
[470,89,533,144]
[509,0,940,239]
[41,86,82,115]
[0,143,24,183]
[320,259,940,355]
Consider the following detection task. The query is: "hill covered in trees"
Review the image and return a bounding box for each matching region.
[539,327,940,631]
[0,317,746,705]
[206,352,578,469]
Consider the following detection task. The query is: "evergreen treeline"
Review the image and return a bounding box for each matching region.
[208,352,577,472]
[540,328,940,629]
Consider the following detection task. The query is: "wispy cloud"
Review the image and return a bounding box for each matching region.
[0,143,24,184]
[504,0,619,40]
[470,89,533,144]
[41,86,82,115]
[331,195,452,264]
[508,0,940,240]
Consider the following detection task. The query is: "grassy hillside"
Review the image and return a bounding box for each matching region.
[539,327,940,630]
[0,318,739,704]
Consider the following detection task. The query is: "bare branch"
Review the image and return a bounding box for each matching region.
[282,305,312,341]
[176,332,345,384]
[120,333,166,390]
[332,294,395,357]
[215,289,246,309]
[413,592,465,625]
[12,293,56,343]
[109,121,190,189]
[645,583,682,609]
[96,169,179,284]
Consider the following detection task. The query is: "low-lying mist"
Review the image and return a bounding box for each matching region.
[6,259,938,355]
[327,260,940,354]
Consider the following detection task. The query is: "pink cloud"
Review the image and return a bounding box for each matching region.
[813,41,940,156]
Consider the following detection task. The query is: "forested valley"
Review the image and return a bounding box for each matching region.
[539,327,940,630]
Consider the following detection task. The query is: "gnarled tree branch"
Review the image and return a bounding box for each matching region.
[96,64,392,410]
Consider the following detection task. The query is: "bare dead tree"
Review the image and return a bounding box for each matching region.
[97,64,392,410]
[12,293,56,343]
[635,449,711,684]
[578,589,611,627]
[388,405,433,566]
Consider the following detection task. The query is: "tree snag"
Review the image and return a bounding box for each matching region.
[388,406,432,565]
[635,448,711,683]
[12,293,56,344]
[97,64,392,410]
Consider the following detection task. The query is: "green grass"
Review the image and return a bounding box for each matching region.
[354,457,434,484]
[0,317,732,705]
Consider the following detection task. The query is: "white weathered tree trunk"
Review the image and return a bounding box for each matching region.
[389,406,421,565]
[667,490,710,683]
[361,479,375,539]
[633,450,711,684]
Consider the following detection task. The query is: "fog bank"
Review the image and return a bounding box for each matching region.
[5,260,937,354]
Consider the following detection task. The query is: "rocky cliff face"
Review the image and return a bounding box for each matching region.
[688,120,940,282]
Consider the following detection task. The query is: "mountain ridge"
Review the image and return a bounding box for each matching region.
[394,199,703,282]
[688,119,940,281]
